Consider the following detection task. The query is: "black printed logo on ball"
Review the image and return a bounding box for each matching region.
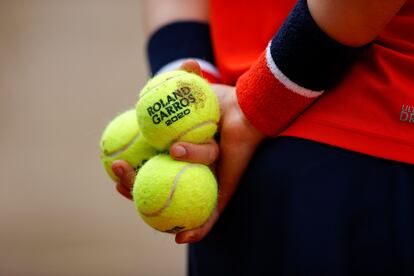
[147,86,202,126]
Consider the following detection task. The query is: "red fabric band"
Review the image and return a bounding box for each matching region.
[236,52,316,136]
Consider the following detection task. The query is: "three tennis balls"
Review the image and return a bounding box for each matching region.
[100,70,220,234]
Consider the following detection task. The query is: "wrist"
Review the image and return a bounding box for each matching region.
[227,89,265,144]
[146,21,221,83]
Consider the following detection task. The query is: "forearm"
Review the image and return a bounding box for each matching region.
[308,0,406,46]
[142,0,209,36]
[236,0,406,136]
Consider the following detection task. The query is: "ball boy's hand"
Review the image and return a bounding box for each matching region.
[112,160,135,200]
[171,61,265,244]
[111,60,265,246]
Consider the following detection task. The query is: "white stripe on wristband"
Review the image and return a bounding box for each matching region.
[156,58,221,79]
[265,41,323,98]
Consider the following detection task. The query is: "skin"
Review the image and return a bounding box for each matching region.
[113,0,406,243]
[142,0,209,35]
[308,0,406,46]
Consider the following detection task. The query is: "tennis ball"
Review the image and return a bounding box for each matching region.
[100,109,157,181]
[136,70,220,150]
[132,154,217,233]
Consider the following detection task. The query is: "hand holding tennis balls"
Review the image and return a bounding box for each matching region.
[110,60,264,244]
[170,83,264,244]
[168,62,264,244]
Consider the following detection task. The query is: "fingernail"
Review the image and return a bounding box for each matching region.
[113,167,123,177]
[173,145,186,157]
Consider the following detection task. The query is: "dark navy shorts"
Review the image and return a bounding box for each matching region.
[188,137,414,276]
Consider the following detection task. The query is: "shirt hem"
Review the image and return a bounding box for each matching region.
[280,119,414,165]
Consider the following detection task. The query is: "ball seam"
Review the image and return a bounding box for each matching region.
[173,120,217,143]
[104,132,142,158]
[139,72,188,99]
[140,163,203,217]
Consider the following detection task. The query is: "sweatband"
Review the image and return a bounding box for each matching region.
[147,21,220,82]
[236,0,368,136]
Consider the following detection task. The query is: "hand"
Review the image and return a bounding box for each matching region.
[112,160,135,200]
[112,60,265,246]
[171,61,265,244]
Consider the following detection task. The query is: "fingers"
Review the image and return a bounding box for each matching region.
[175,209,220,244]
[179,59,202,77]
[170,140,219,165]
[170,139,220,244]
[173,130,257,244]
[213,115,262,214]
[112,160,136,200]
[116,183,133,200]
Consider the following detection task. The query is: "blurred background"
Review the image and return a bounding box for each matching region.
[0,0,186,275]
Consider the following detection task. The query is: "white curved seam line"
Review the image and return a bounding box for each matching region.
[156,58,221,79]
[105,132,141,158]
[265,41,324,98]
[142,164,201,217]
[175,120,216,142]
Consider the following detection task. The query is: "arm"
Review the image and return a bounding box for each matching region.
[308,0,406,46]
[237,0,406,136]
[142,0,208,36]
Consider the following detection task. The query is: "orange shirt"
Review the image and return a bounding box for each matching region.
[209,0,414,164]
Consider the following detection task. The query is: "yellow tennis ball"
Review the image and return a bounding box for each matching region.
[132,154,217,233]
[136,70,220,150]
[100,109,157,181]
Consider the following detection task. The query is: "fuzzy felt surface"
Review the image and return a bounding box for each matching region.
[100,109,157,181]
[132,154,217,233]
[136,71,220,150]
